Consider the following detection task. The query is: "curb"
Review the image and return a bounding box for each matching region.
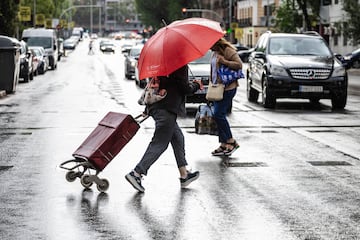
[0,90,6,98]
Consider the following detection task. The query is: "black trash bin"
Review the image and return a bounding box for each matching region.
[0,35,21,93]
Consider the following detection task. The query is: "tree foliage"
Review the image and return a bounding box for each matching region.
[342,0,360,45]
[0,0,19,36]
[134,0,187,30]
[274,0,297,33]
[274,0,320,33]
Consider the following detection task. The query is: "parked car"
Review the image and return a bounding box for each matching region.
[246,31,347,109]
[125,44,143,79]
[100,41,116,53]
[29,46,48,74]
[63,38,77,50]
[341,47,360,69]
[22,28,58,70]
[19,40,34,82]
[186,50,212,103]
[238,47,253,63]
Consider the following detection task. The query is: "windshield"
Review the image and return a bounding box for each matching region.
[23,37,52,49]
[191,51,212,64]
[130,47,142,57]
[269,37,332,56]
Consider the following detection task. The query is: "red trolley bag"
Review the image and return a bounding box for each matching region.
[73,111,140,170]
[60,111,147,192]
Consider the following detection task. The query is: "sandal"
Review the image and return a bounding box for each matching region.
[211,145,226,156]
[224,141,239,156]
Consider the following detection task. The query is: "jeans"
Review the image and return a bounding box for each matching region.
[213,88,237,143]
[135,109,187,175]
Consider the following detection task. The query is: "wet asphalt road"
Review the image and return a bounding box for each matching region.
[1,38,360,240]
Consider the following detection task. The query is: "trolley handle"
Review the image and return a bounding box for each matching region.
[134,113,149,124]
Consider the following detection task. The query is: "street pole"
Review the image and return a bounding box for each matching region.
[90,0,93,34]
[33,0,36,27]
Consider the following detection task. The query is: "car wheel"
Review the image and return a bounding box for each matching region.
[309,97,320,104]
[247,77,259,102]
[24,74,29,82]
[139,80,147,89]
[331,91,347,110]
[262,77,276,108]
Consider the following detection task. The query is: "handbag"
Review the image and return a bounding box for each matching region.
[138,77,167,105]
[206,81,224,101]
[217,65,244,86]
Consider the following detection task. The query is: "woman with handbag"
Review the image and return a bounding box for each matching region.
[209,38,243,156]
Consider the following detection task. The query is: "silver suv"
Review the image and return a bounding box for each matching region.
[247,31,347,109]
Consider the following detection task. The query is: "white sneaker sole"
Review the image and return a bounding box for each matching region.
[181,173,200,188]
[125,174,145,193]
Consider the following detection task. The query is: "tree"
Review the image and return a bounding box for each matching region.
[342,0,360,45]
[0,0,19,36]
[274,0,320,33]
[135,0,187,30]
[274,0,298,33]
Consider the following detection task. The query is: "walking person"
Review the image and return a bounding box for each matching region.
[125,65,203,193]
[210,38,243,156]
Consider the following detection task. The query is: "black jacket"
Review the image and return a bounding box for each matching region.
[148,65,200,116]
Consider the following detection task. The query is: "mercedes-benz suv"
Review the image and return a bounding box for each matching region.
[246,31,347,109]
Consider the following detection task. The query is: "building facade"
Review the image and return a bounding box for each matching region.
[203,0,357,54]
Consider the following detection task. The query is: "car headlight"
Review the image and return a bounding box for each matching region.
[343,55,351,61]
[270,64,288,77]
[332,65,346,77]
[131,61,136,67]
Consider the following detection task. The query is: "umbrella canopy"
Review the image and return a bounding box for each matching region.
[137,17,224,80]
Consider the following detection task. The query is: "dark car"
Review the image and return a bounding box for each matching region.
[246,31,347,109]
[341,48,360,69]
[238,47,253,63]
[124,45,143,79]
[100,41,116,53]
[186,50,212,104]
[19,40,34,82]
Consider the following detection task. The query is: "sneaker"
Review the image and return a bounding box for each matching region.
[125,171,145,193]
[180,171,200,188]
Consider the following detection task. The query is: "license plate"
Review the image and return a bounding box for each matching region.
[299,85,323,92]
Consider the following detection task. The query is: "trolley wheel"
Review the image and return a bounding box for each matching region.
[80,174,93,189]
[96,179,110,192]
[65,171,77,182]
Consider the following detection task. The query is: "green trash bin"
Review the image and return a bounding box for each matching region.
[0,35,21,93]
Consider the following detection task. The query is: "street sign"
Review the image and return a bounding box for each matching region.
[36,14,45,26]
[235,28,243,39]
[19,6,31,22]
[46,19,52,28]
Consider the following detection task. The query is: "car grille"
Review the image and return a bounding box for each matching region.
[289,68,331,80]
[189,76,209,85]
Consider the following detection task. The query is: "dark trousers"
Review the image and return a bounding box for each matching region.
[135,109,187,175]
[213,88,237,143]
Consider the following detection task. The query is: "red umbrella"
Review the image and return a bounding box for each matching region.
[137,17,224,80]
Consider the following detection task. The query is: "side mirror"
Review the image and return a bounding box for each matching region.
[254,52,266,59]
